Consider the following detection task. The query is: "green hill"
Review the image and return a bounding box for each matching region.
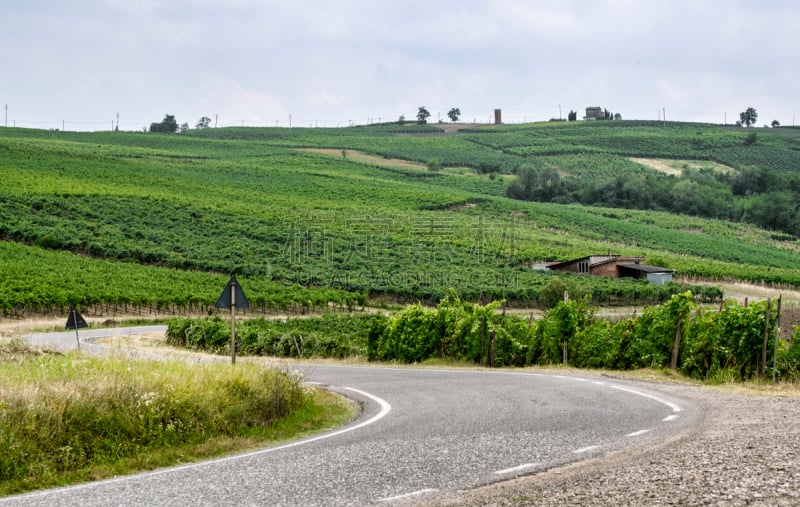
[0,121,798,315]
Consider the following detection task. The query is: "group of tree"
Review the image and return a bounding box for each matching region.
[148,114,179,133]
[414,106,630,125]
[416,106,461,124]
[565,109,620,121]
[737,107,758,127]
[734,107,782,129]
[600,109,622,120]
[506,162,800,237]
[149,115,213,133]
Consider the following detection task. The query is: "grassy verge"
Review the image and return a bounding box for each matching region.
[0,340,355,496]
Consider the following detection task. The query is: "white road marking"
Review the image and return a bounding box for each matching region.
[626,429,651,437]
[494,463,540,475]
[663,414,680,422]
[608,384,683,413]
[378,488,439,502]
[573,445,600,454]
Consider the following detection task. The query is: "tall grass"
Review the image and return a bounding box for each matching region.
[0,344,340,496]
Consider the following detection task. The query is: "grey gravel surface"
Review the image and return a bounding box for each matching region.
[422,381,800,507]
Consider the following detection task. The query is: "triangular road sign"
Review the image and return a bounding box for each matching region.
[66,307,88,330]
[215,275,249,310]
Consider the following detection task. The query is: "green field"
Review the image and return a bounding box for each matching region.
[0,121,798,315]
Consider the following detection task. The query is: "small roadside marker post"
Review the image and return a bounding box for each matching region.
[65,307,88,350]
[215,275,249,365]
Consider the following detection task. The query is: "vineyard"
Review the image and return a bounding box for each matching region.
[0,120,799,316]
[166,291,800,382]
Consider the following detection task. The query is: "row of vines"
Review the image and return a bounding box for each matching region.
[166,291,800,382]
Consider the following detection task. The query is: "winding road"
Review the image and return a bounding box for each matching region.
[5,327,698,506]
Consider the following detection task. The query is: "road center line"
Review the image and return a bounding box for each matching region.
[626,429,651,437]
[573,445,600,454]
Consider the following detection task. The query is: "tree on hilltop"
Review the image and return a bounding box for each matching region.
[196,116,212,129]
[447,107,461,122]
[739,107,758,127]
[149,114,178,133]
[417,106,431,125]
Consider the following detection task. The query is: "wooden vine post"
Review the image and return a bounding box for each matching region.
[670,292,692,371]
[488,329,496,368]
[760,298,771,379]
[563,290,569,365]
[773,295,782,382]
[671,317,683,371]
[479,312,487,367]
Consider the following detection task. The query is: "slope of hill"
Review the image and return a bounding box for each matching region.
[0,122,798,314]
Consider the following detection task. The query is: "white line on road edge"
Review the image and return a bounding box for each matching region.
[573,445,600,454]
[608,384,683,413]
[662,414,680,422]
[0,386,392,503]
[378,488,439,503]
[494,463,541,475]
[626,429,651,437]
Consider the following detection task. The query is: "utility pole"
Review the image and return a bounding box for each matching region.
[3,104,7,127]
[116,112,120,131]
[214,114,218,128]
[558,104,562,120]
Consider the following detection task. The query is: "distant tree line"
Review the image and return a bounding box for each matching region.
[149,114,213,133]
[507,161,800,237]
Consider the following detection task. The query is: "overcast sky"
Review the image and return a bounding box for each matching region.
[2,0,798,131]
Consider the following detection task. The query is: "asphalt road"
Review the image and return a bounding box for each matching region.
[6,327,698,506]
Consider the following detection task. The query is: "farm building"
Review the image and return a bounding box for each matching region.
[584,107,604,120]
[540,255,674,285]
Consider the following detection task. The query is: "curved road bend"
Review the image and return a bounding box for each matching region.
[6,328,699,506]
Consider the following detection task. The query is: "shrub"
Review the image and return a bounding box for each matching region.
[0,353,307,495]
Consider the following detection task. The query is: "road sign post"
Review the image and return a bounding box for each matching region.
[65,307,88,350]
[215,275,249,365]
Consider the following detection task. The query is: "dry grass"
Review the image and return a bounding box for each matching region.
[0,344,354,496]
[298,148,427,170]
[629,157,735,175]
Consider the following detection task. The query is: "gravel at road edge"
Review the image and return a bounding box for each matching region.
[424,380,800,506]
